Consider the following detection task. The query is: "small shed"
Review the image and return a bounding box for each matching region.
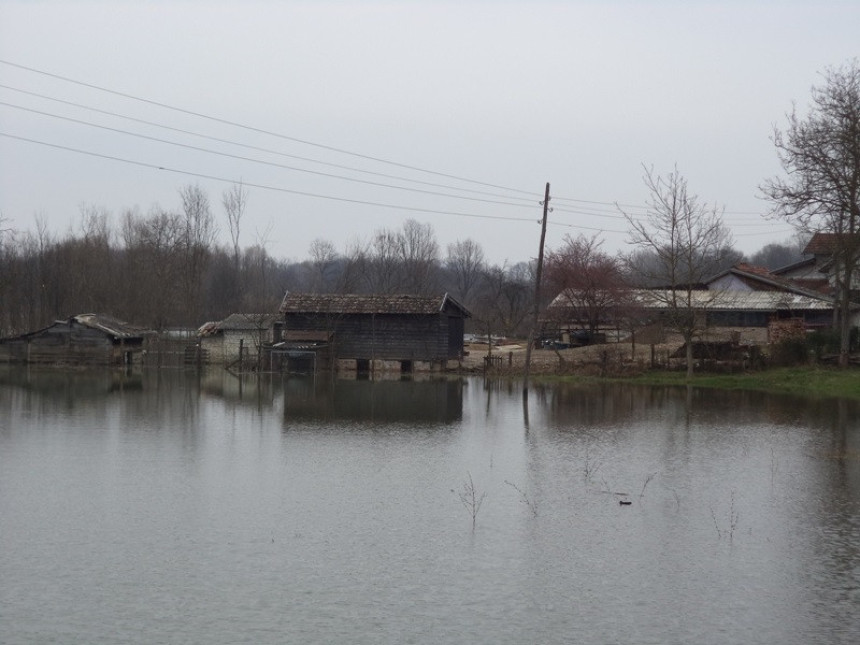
[278,292,471,374]
[197,313,280,366]
[0,314,147,366]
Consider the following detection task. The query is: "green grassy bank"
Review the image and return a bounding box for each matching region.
[553,367,860,401]
[630,367,860,400]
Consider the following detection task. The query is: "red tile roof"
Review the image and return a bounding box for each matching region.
[802,232,860,255]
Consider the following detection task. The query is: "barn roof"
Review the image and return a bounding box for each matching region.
[198,313,278,336]
[71,314,148,339]
[633,289,839,312]
[803,232,860,255]
[0,314,147,343]
[548,287,842,313]
[279,292,470,317]
[705,263,829,299]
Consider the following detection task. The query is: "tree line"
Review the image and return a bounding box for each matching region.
[1,60,856,367]
[0,178,802,342]
[0,186,541,339]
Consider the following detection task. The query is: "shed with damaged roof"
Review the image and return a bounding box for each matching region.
[197,313,280,366]
[0,314,148,366]
[278,292,470,374]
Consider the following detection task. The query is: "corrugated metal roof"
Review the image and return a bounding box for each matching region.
[549,288,841,312]
[279,292,470,317]
[633,289,837,311]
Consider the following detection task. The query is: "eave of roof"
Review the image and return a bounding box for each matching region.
[74,314,148,338]
[708,265,831,301]
[633,289,839,311]
[279,292,471,317]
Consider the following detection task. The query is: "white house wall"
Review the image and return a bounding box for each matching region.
[223,330,267,363]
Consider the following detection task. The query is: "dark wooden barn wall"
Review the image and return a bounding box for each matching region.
[284,313,463,361]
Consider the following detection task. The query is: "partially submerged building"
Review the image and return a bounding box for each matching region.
[197,313,280,366]
[278,292,470,374]
[0,314,147,366]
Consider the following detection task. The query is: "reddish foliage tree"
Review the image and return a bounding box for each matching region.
[544,234,630,336]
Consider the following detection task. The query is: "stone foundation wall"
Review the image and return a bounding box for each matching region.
[336,358,445,373]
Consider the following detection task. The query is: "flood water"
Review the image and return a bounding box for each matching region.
[1,367,859,644]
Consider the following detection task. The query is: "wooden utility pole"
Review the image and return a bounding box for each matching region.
[523,182,550,397]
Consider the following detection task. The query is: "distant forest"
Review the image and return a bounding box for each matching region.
[0,184,808,338]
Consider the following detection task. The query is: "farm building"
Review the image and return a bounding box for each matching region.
[800,232,860,297]
[634,288,841,332]
[278,292,470,374]
[544,260,860,344]
[197,313,280,367]
[0,314,147,366]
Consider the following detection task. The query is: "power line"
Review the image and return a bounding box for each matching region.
[0,59,540,198]
[554,194,771,218]
[0,82,540,205]
[1,129,794,243]
[552,204,777,228]
[0,60,783,232]
[0,100,538,210]
[0,63,776,221]
[0,131,549,225]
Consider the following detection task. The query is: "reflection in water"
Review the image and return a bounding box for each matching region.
[282,376,464,425]
[0,364,142,396]
[1,370,858,644]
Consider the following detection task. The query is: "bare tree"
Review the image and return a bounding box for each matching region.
[397,219,439,294]
[337,238,366,294]
[621,166,733,377]
[0,212,14,335]
[748,234,810,270]
[220,182,248,311]
[348,220,441,295]
[74,203,115,314]
[445,238,486,304]
[179,184,217,324]
[222,181,247,270]
[33,213,52,326]
[121,206,184,329]
[239,223,279,311]
[474,261,531,340]
[361,228,403,294]
[762,60,860,366]
[306,238,340,292]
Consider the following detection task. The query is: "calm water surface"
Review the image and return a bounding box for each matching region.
[1,367,859,644]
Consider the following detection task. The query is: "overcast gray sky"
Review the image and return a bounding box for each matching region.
[1,1,857,265]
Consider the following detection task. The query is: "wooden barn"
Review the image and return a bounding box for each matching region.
[278,292,471,374]
[0,314,147,366]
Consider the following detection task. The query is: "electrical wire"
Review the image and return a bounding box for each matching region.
[0,100,538,209]
[0,62,777,224]
[0,82,540,205]
[0,60,789,238]
[0,59,540,198]
[2,127,793,244]
[0,131,555,226]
